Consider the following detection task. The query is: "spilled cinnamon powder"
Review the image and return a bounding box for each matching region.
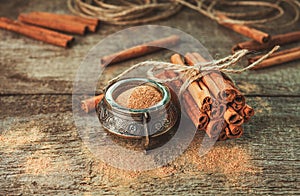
[89,136,260,184]
[25,154,52,175]
[116,85,162,109]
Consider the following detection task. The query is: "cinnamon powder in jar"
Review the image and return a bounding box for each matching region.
[116,85,163,109]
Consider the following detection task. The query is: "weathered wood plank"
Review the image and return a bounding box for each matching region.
[0,1,299,96]
[0,0,299,195]
[0,95,299,194]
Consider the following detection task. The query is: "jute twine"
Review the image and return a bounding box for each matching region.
[68,0,299,27]
[106,45,279,96]
[67,0,182,25]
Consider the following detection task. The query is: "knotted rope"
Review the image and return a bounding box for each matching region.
[106,45,279,95]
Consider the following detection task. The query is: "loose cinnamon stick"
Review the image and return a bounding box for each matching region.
[248,47,300,63]
[29,12,98,32]
[0,17,74,47]
[101,35,180,66]
[249,49,300,70]
[224,106,244,126]
[81,94,104,113]
[232,31,300,52]
[239,104,255,123]
[218,15,270,44]
[18,13,88,35]
[225,125,243,139]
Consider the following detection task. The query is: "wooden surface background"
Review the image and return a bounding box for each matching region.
[0,0,299,195]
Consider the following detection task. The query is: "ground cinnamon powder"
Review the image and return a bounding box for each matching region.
[91,140,259,184]
[116,85,162,109]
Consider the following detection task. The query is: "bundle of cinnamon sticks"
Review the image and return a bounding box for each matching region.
[82,54,255,140]
[0,12,99,47]
[80,35,254,140]
[163,53,254,141]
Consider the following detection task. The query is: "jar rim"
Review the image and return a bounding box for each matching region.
[105,78,170,113]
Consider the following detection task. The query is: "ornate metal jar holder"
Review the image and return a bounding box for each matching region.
[96,78,180,151]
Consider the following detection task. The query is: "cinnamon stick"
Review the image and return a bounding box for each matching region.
[171,54,209,110]
[163,71,208,130]
[183,53,216,107]
[218,15,270,44]
[185,52,237,103]
[224,107,244,126]
[182,92,209,130]
[160,73,203,128]
[198,81,213,112]
[198,112,209,131]
[232,31,300,52]
[249,49,300,70]
[169,54,209,130]
[185,53,228,120]
[101,35,180,66]
[206,119,226,139]
[27,12,99,32]
[207,72,238,103]
[168,54,187,92]
[225,125,243,139]
[209,99,226,120]
[230,94,246,111]
[18,13,88,35]
[153,68,196,127]
[218,129,229,141]
[81,94,104,113]
[0,17,74,47]
[239,104,255,123]
[170,53,184,65]
[182,98,200,128]
[248,47,300,64]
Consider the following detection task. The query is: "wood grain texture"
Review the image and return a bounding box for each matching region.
[0,96,299,195]
[0,1,299,96]
[0,0,299,195]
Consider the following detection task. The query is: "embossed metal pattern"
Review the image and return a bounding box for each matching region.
[96,78,180,141]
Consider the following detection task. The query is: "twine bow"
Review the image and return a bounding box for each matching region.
[107,45,279,95]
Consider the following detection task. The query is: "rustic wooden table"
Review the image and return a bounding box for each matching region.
[1,0,299,195]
